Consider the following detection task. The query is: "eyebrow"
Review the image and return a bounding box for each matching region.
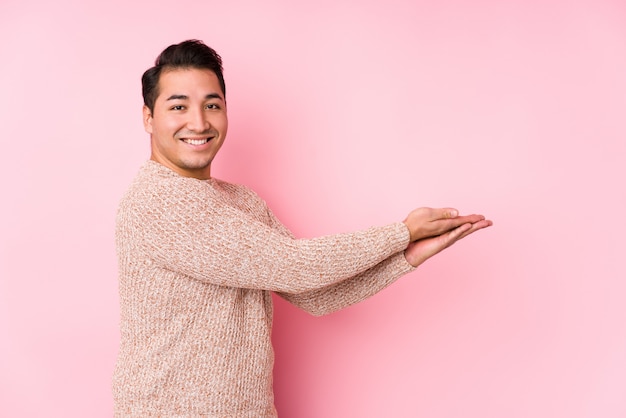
[166,93,224,101]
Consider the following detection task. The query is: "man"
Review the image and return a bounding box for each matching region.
[113,39,492,417]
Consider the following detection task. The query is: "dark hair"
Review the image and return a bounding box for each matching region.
[142,39,226,113]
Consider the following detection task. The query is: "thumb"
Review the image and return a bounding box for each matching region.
[435,208,458,220]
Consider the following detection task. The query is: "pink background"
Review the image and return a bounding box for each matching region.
[1,0,625,416]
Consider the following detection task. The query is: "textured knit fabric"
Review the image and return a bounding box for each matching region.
[113,160,415,417]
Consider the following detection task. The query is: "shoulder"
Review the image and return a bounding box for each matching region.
[212,179,272,219]
[118,161,212,214]
[214,179,263,202]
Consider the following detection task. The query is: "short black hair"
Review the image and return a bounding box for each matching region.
[142,40,226,113]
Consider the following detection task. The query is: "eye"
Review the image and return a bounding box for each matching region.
[170,105,185,111]
[206,103,221,110]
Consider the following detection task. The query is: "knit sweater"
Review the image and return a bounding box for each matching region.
[113,160,415,417]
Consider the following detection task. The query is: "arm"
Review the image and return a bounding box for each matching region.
[122,174,409,293]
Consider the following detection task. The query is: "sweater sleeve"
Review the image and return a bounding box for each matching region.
[118,170,411,294]
[276,252,415,316]
[260,198,416,315]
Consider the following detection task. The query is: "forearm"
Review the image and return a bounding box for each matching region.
[277,251,415,316]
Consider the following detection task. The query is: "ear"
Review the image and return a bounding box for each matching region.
[143,105,153,134]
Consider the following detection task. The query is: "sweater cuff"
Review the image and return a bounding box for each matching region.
[391,221,412,250]
[388,222,416,273]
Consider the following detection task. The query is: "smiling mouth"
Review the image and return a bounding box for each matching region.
[181,137,211,145]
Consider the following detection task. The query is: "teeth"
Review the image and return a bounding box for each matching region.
[183,138,209,145]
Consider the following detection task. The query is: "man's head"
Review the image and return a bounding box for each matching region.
[142,40,228,180]
[142,40,226,114]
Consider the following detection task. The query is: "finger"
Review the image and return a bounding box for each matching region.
[433,214,485,236]
[448,222,473,241]
[453,214,485,224]
[430,207,459,220]
[455,219,493,240]
[432,223,471,250]
[439,215,486,233]
[443,208,459,219]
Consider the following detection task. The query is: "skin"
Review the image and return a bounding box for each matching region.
[402,208,492,267]
[143,68,228,180]
[143,67,492,267]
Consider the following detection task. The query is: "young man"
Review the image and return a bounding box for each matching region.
[113,39,492,417]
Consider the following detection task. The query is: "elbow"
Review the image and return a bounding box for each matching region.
[278,292,338,317]
[306,307,332,317]
[300,302,341,317]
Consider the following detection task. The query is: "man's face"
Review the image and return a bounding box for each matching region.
[144,68,228,179]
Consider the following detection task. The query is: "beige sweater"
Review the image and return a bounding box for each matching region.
[113,161,414,417]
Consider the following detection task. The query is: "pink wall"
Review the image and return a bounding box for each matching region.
[1,0,625,416]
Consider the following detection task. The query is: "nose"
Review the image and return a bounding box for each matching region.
[187,107,210,132]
